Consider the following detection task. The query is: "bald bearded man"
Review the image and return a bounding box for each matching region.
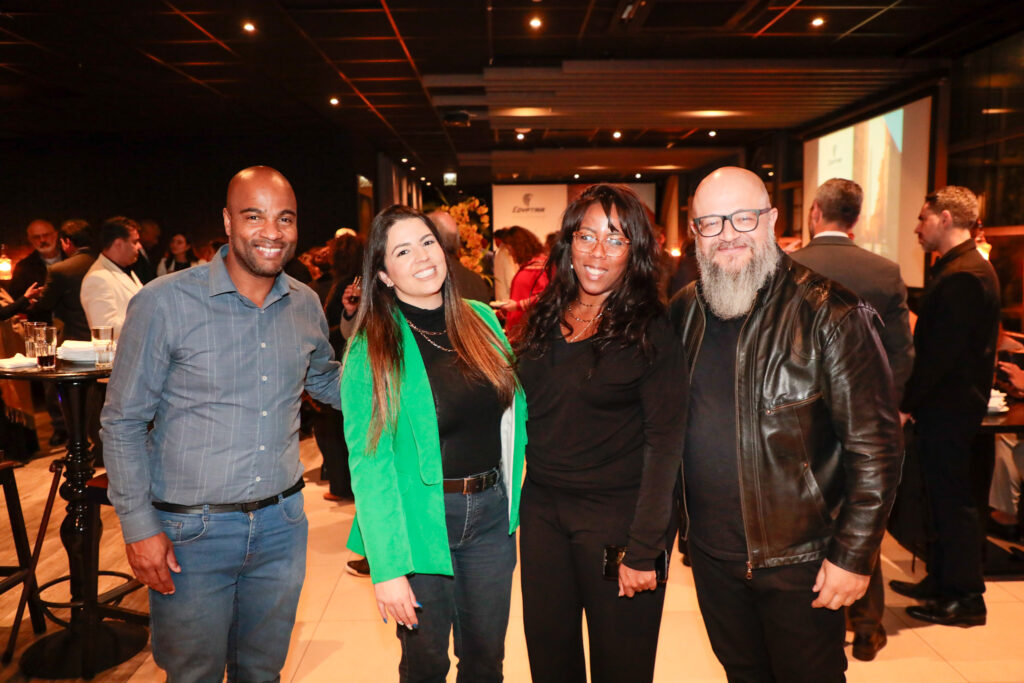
[669,167,902,681]
[102,166,341,681]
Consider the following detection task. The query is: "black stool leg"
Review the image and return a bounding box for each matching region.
[3,460,65,664]
[1,466,47,634]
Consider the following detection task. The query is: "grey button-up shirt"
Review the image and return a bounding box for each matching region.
[102,247,342,543]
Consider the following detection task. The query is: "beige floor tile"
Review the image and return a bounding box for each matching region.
[281,621,317,683]
[994,580,1024,602]
[295,565,343,623]
[288,618,401,681]
[846,610,969,682]
[653,610,726,682]
[908,601,1024,681]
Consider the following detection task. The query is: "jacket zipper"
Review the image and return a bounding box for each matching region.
[763,392,822,416]
[735,308,757,580]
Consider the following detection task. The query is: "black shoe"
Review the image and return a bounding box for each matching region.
[346,557,370,577]
[852,628,887,661]
[889,577,939,600]
[905,594,986,627]
[988,518,1021,543]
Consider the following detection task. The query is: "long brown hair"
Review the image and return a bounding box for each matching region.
[348,205,518,451]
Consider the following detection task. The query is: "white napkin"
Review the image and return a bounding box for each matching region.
[0,354,38,369]
[57,340,96,361]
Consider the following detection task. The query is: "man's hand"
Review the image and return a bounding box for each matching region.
[374,575,419,630]
[126,533,180,595]
[811,558,869,610]
[618,563,657,598]
[23,282,43,304]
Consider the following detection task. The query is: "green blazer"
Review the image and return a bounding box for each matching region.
[341,300,527,584]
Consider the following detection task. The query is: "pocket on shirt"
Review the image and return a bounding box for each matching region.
[158,512,208,545]
[278,490,306,526]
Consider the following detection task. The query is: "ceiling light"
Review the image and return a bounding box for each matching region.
[426,181,432,186]
[329,97,339,106]
[516,132,525,140]
[708,130,717,137]
[420,176,425,181]
[811,17,825,27]
[529,17,542,29]
[669,247,682,257]
[410,166,416,171]
[635,173,642,179]
[573,173,580,179]
[681,110,743,118]
[982,108,1014,114]
[768,171,775,177]
[612,131,622,139]
[401,158,408,163]
[443,172,457,186]
[242,22,256,32]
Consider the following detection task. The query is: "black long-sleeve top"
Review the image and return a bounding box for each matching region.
[397,298,504,479]
[517,315,689,568]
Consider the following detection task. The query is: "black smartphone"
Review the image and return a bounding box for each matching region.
[603,545,670,583]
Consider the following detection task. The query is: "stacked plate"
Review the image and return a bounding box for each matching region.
[57,340,96,362]
[989,389,1009,414]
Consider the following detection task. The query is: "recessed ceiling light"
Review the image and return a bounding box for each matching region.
[401,157,408,163]
[242,22,256,32]
[410,166,416,171]
[420,177,425,181]
[529,17,542,29]
[982,108,1014,114]
[768,171,775,177]
[811,17,825,27]
[573,173,580,179]
[329,97,339,106]
[635,173,642,179]
[612,131,622,139]
[516,132,525,140]
[708,130,717,137]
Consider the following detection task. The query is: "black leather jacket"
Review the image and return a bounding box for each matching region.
[670,252,903,575]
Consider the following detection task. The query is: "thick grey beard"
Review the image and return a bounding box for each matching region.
[696,236,780,319]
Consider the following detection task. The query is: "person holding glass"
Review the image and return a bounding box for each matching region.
[340,205,526,682]
[515,184,687,683]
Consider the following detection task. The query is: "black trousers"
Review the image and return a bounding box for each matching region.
[519,479,668,683]
[846,551,884,635]
[688,544,847,683]
[916,410,987,596]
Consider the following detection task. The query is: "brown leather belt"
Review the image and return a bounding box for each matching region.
[152,479,305,514]
[442,469,498,494]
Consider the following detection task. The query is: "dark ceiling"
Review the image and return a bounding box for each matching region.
[2,0,1023,186]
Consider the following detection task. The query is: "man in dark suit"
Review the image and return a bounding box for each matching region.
[33,219,96,342]
[891,186,1000,627]
[131,218,160,284]
[428,209,493,303]
[791,178,914,660]
[10,219,64,323]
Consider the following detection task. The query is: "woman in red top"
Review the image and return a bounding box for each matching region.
[497,227,548,338]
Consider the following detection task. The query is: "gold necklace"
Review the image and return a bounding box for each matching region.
[567,302,604,342]
[407,319,455,353]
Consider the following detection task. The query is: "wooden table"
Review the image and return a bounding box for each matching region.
[0,361,148,678]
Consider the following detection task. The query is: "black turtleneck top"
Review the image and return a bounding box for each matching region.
[397,298,504,479]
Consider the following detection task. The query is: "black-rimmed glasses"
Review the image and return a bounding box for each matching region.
[692,208,772,237]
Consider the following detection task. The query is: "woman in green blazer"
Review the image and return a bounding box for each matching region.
[340,205,526,683]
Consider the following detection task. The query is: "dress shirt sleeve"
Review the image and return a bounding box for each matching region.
[303,302,342,410]
[901,273,986,414]
[100,287,171,544]
[821,305,903,575]
[623,320,689,570]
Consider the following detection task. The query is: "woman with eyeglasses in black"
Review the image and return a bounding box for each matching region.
[514,184,688,682]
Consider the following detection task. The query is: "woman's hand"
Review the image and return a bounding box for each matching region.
[618,562,657,598]
[23,282,43,304]
[373,575,420,629]
[342,280,362,316]
[999,361,1024,392]
[498,299,519,313]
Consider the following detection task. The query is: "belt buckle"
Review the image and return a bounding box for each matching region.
[240,500,260,513]
[462,478,472,495]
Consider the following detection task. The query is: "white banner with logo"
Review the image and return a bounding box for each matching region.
[492,185,568,241]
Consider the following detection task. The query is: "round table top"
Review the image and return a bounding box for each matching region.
[0,360,111,382]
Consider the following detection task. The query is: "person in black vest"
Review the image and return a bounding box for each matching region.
[791,178,914,661]
[892,186,1001,627]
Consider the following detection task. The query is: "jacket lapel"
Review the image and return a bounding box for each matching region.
[396,312,444,485]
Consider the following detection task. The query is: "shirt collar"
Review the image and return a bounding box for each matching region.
[207,244,293,306]
[932,238,977,272]
[814,231,851,240]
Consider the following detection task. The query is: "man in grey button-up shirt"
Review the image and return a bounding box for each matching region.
[102,166,341,681]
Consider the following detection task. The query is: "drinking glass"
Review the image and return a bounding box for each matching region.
[37,326,57,370]
[22,321,46,358]
[91,325,114,369]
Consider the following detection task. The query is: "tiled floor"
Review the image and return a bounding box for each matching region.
[2,436,1024,682]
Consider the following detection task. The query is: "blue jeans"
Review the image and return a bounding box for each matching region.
[398,478,517,683]
[149,490,308,683]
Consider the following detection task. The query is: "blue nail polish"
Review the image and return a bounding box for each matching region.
[412,624,419,629]
[383,617,387,624]
[415,602,422,609]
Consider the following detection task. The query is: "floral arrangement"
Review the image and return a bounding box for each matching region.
[439,197,491,275]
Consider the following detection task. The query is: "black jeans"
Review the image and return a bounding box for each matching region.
[916,410,987,596]
[846,550,884,636]
[520,479,668,683]
[688,544,847,683]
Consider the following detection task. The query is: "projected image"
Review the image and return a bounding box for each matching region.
[804,96,931,286]
[817,109,904,258]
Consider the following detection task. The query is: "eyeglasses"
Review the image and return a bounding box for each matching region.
[692,208,772,237]
[572,231,631,257]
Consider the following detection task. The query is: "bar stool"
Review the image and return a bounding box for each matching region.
[0,456,48,661]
